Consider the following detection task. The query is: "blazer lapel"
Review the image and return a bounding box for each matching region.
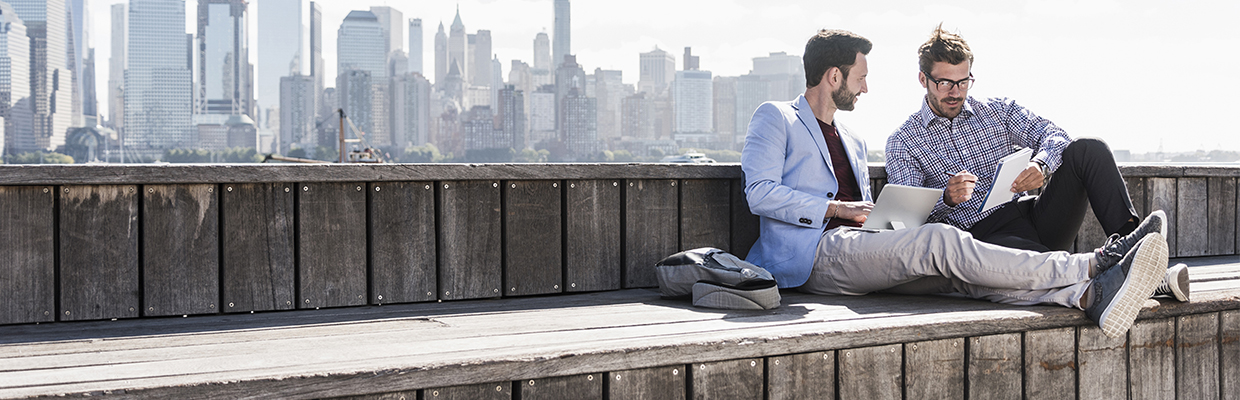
[791,95,834,173]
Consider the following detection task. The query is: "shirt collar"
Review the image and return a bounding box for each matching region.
[918,95,975,128]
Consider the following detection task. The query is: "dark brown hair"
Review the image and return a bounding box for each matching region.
[918,24,973,74]
[803,29,872,88]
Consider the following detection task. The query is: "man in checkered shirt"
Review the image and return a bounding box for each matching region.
[885,25,1141,254]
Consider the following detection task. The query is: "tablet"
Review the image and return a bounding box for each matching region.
[860,184,943,230]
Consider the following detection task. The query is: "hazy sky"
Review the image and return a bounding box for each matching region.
[88,0,1239,154]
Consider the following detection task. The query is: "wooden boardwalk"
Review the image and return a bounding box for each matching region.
[2,257,1236,399]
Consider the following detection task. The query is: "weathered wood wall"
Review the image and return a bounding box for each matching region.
[329,310,1240,399]
[1,164,1237,324]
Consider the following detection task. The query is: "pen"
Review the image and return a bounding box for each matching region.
[943,171,955,177]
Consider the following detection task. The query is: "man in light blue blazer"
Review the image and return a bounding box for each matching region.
[740,29,1170,338]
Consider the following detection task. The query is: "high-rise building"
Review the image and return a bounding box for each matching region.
[369,6,402,63]
[638,47,675,96]
[336,69,372,147]
[552,0,569,67]
[554,55,584,133]
[337,10,389,146]
[683,47,699,71]
[309,1,323,117]
[408,18,422,75]
[447,7,466,89]
[527,85,554,147]
[592,69,627,144]
[508,60,532,120]
[198,0,254,118]
[712,76,737,146]
[279,74,315,153]
[462,105,497,151]
[735,74,767,138]
[621,92,650,140]
[489,55,502,115]
[471,30,491,87]
[496,84,525,150]
[0,1,32,155]
[9,0,73,151]
[124,0,194,154]
[533,31,550,71]
[433,22,446,85]
[390,72,430,148]
[257,0,301,112]
[70,0,96,126]
[107,3,124,130]
[561,88,595,158]
[672,70,712,135]
[751,51,803,102]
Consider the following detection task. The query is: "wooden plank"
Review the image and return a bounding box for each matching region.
[438,181,502,300]
[424,382,510,400]
[565,180,621,292]
[143,185,219,316]
[767,351,834,400]
[221,183,296,313]
[1223,310,1239,400]
[624,179,679,289]
[519,373,603,400]
[1129,318,1175,400]
[679,179,730,252]
[1077,325,1126,400]
[1177,178,1209,257]
[690,358,763,400]
[326,391,417,400]
[298,183,368,308]
[967,333,1020,400]
[904,338,964,400]
[1024,328,1075,399]
[1148,177,1178,256]
[502,180,562,297]
[0,186,55,325]
[1208,177,1237,256]
[609,365,685,400]
[1075,201,1107,255]
[729,178,759,260]
[1177,313,1220,399]
[58,185,139,321]
[369,182,436,304]
[838,345,901,399]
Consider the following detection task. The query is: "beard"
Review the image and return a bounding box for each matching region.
[927,91,965,119]
[832,84,858,111]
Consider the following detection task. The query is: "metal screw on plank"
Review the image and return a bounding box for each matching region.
[553,285,559,290]
[286,301,291,306]
[148,307,154,312]
[444,184,449,189]
[227,187,233,192]
[615,375,622,381]
[672,181,676,186]
[356,186,362,191]
[774,359,780,365]
[444,291,451,296]
[358,294,363,299]
[148,188,154,193]
[700,364,706,370]
[751,360,757,367]
[229,303,234,308]
[130,307,135,312]
[911,344,917,351]
[529,380,535,386]
[64,188,69,193]
[571,183,576,188]
[673,369,678,375]
[432,390,439,397]
[890,347,895,353]
[571,283,576,288]
[378,295,384,300]
[65,311,70,315]
[305,299,311,304]
[375,186,381,192]
[629,182,634,186]
[427,291,433,296]
[511,287,517,292]
[511,183,516,188]
[495,386,502,392]
[553,182,558,187]
[209,304,215,309]
[425,185,431,190]
[846,351,851,358]
[44,311,49,316]
[493,288,499,294]
[587,375,594,381]
[207,187,213,193]
[613,181,618,186]
[43,188,48,193]
[284,187,290,193]
[303,186,309,192]
[493,182,498,188]
[824,353,829,359]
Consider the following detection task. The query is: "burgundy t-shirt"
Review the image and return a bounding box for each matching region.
[818,119,863,230]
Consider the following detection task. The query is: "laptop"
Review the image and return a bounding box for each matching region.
[860,184,943,230]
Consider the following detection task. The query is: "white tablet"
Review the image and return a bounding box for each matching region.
[860,184,943,230]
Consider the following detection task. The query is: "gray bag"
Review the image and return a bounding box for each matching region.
[655,247,781,310]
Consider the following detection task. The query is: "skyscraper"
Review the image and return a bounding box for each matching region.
[434,22,446,85]
[683,47,698,71]
[9,0,73,151]
[638,47,675,96]
[107,3,124,130]
[496,84,525,150]
[592,69,627,143]
[309,1,323,117]
[712,76,737,146]
[672,70,712,135]
[337,10,389,146]
[408,18,422,75]
[369,6,402,57]
[561,88,596,158]
[0,1,32,154]
[70,0,96,126]
[390,72,430,148]
[257,0,302,113]
[197,0,254,118]
[533,31,550,71]
[471,30,491,87]
[552,0,569,67]
[448,7,466,88]
[553,54,584,132]
[124,0,193,154]
[279,74,315,153]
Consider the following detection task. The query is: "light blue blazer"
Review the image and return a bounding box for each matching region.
[741,94,873,288]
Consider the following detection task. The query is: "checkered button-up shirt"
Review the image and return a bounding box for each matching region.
[885,96,1072,230]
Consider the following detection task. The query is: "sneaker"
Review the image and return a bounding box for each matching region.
[1084,233,1168,338]
[1094,210,1167,273]
[1153,263,1190,302]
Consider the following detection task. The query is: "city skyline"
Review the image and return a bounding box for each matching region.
[73,0,1240,154]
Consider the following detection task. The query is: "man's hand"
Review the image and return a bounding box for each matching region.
[944,171,977,207]
[1011,162,1045,193]
[827,201,874,223]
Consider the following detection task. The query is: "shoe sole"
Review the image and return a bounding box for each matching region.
[1167,263,1190,302]
[1150,210,1168,237]
[1099,233,1168,338]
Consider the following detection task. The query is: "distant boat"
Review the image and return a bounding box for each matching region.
[661,152,716,163]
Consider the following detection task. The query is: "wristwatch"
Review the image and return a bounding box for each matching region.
[1036,160,1052,186]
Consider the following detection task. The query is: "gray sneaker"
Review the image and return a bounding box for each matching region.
[1094,210,1167,273]
[1153,263,1190,302]
[1084,233,1168,338]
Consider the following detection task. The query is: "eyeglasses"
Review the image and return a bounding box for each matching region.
[925,72,975,91]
